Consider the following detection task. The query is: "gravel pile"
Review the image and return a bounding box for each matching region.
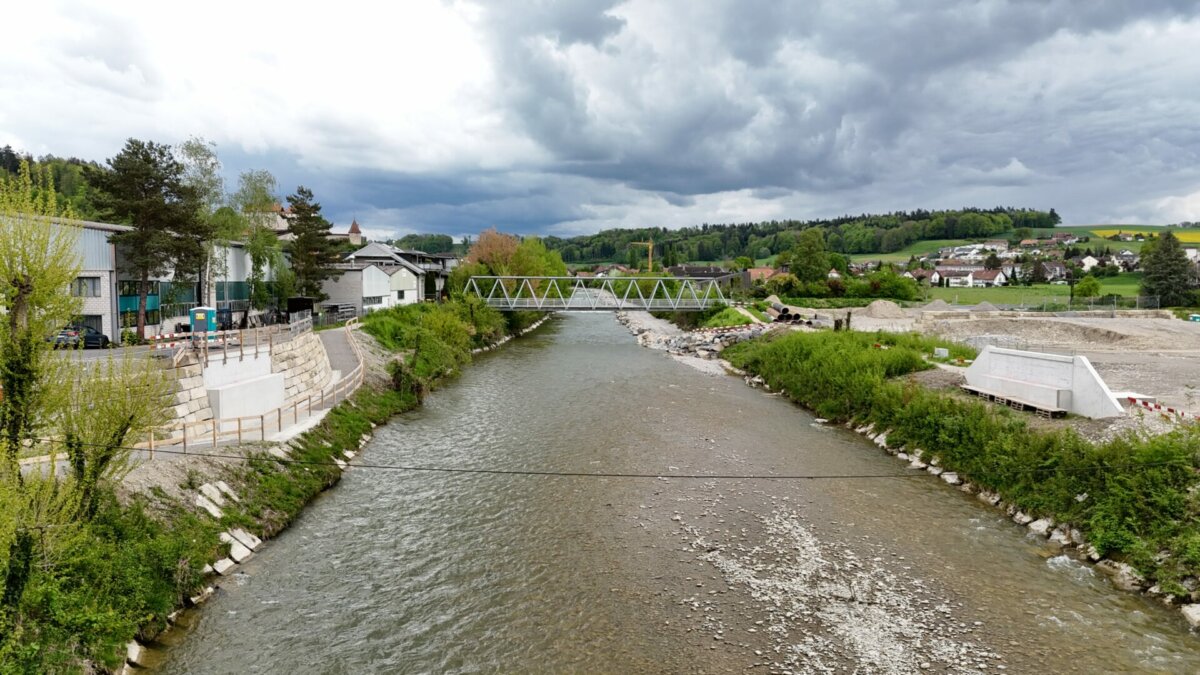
[922,299,953,311]
[862,299,907,318]
[972,301,1000,312]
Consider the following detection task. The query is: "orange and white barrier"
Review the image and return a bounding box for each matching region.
[1126,396,1200,423]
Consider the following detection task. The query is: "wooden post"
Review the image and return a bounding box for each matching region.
[237,418,242,444]
[183,424,188,453]
[239,329,245,361]
[212,419,218,448]
[277,407,282,433]
[148,430,155,460]
[260,414,265,441]
[293,400,298,423]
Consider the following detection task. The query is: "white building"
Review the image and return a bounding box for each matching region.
[322,264,395,314]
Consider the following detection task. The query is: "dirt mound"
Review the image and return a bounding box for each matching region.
[862,300,906,319]
[922,299,953,311]
[932,318,1132,347]
[973,301,1000,312]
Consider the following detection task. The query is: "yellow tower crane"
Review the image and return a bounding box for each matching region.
[630,239,654,272]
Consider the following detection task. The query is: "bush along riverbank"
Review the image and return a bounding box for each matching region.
[0,299,545,674]
[722,330,1200,627]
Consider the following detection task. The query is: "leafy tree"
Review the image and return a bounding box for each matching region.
[788,228,830,283]
[1075,274,1102,298]
[178,137,226,304]
[466,228,519,275]
[284,186,342,302]
[733,256,754,271]
[984,253,1001,270]
[1141,231,1196,306]
[230,169,282,307]
[85,139,203,339]
[0,162,80,474]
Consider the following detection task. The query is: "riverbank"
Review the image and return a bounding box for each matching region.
[618,312,1200,635]
[12,302,549,674]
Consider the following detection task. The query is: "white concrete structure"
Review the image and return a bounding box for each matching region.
[965,346,1124,419]
[202,345,285,419]
[1080,255,1100,272]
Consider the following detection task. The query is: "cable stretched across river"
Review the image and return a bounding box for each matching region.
[24,437,1199,481]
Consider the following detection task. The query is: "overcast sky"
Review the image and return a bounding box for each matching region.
[4,1,1200,241]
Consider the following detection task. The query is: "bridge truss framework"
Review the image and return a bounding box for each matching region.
[464,276,729,311]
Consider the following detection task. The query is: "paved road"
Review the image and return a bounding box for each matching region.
[318,328,358,375]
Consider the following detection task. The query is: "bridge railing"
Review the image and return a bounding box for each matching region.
[465,276,729,311]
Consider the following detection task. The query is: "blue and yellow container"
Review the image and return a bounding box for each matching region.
[190,306,218,339]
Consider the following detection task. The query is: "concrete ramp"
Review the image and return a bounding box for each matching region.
[965,346,1123,419]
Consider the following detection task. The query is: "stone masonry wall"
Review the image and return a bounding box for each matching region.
[271,332,334,404]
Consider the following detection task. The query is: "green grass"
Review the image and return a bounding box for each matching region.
[847,239,972,263]
[743,304,770,322]
[702,307,752,328]
[924,274,1144,305]
[724,329,1200,592]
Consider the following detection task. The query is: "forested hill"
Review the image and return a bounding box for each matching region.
[543,207,1060,264]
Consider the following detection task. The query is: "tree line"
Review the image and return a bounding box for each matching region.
[542,207,1060,265]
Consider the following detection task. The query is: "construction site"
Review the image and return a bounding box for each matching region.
[763,297,1200,440]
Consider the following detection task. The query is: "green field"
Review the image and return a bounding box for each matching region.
[925,273,1143,305]
[847,239,972,263]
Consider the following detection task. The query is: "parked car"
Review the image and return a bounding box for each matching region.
[50,324,111,349]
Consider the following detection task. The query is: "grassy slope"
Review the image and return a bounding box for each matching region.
[846,239,972,263]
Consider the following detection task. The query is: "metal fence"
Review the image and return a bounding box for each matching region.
[933,295,1160,312]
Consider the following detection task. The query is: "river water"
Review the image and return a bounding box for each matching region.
[156,314,1200,674]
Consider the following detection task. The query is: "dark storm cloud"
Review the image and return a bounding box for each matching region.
[213,1,1200,236]
[470,0,1200,202]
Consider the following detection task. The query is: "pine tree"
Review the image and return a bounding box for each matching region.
[86,139,204,338]
[285,186,342,301]
[1141,231,1196,307]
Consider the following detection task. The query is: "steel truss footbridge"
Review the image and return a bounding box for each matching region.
[464,276,729,311]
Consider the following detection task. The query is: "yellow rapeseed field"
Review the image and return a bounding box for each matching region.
[1089,227,1200,242]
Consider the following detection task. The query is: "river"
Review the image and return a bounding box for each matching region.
[155,313,1200,673]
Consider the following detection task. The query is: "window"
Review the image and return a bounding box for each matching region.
[118,280,160,297]
[363,296,383,306]
[71,277,101,297]
[120,310,161,328]
[396,290,405,300]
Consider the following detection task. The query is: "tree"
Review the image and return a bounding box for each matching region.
[733,256,754,271]
[1074,274,1101,298]
[788,228,830,283]
[178,137,226,305]
[230,170,282,308]
[466,228,519,275]
[1141,231,1196,306]
[86,139,201,339]
[0,162,170,646]
[284,186,342,301]
[984,253,1001,270]
[0,162,80,474]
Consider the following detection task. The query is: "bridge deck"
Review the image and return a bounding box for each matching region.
[464,276,730,312]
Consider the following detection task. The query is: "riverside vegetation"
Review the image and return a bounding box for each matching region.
[0,294,533,673]
[723,330,1200,598]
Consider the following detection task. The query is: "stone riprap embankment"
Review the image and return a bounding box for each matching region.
[616,311,771,360]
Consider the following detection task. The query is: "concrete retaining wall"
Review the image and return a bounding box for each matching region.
[168,332,334,423]
[965,346,1124,418]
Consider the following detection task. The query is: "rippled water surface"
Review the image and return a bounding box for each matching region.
[157,314,1200,673]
